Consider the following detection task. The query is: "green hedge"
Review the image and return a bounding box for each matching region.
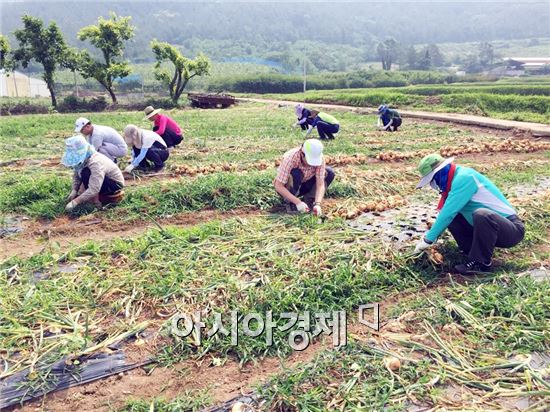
[207,70,468,94]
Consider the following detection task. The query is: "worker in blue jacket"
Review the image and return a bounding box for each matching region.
[414,153,525,275]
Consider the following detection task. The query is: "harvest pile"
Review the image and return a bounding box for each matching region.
[172,160,272,176]
[328,195,406,219]
[440,139,550,157]
[376,150,431,162]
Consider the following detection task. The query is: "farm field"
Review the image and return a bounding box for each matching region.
[252,79,550,124]
[0,102,549,411]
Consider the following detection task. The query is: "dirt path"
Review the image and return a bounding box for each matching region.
[239,97,550,138]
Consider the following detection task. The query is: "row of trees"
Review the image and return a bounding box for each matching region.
[0,14,211,107]
[377,38,497,72]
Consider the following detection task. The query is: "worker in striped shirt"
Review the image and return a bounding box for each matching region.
[273,139,335,216]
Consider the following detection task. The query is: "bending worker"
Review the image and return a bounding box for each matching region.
[294,103,312,131]
[74,117,127,163]
[123,125,170,173]
[377,105,402,132]
[143,106,183,148]
[273,139,335,216]
[63,136,125,212]
[304,110,340,140]
[414,153,525,275]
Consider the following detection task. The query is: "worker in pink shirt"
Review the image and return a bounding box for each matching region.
[143,106,183,148]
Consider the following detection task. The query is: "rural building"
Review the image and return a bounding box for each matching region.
[505,57,550,73]
[0,70,50,98]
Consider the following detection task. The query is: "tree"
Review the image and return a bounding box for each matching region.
[478,42,494,68]
[377,38,399,70]
[151,40,211,104]
[405,45,418,70]
[417,48,432,70]
[0,34,15,72]
[427,44,445,67]
[12,16,71,107]
[77,13,135,104]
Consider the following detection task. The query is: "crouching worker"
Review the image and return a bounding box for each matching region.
[293,103,312,131]
[273,139,335,216]
[123,125,169,173]
[143,106,183,148]
[305,111,340,140]
[414,153,525,275]
[63,136,125,213]
[74,117,127,163]
[377,105,402,132]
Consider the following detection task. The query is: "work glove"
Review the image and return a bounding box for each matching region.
[292,122,299,128]
[66,190,78,201]
[414,237,433,253]
[312,204,322,216]
[124,164,135,173]
[296,202,310,213]
[65,200,77,213]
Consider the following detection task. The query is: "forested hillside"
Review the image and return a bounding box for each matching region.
[2,0,548,66]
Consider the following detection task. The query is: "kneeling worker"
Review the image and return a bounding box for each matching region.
[63,136,125,212]
[414,153,525,275]
[273,139,335,216]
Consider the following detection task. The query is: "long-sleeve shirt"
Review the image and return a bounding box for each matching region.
[72,152,125,205]
[88,125,127,152]
[425,166,516,242]
[154,114,182,136]
[132,130,167,167]
[296,108,312,125]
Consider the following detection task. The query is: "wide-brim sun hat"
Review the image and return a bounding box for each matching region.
[62,135,93,167]
[143,106,162,120]
[302,139,324,167]
[416,153,454,189]
[377,104,387,113]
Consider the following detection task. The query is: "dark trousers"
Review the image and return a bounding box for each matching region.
[448,209,525,265]
[133,141,169,169]
[384,118,402,132]
[316,122,339,140]
[289,167,335,197]
[153,126,183,148]
[81,167,123,195]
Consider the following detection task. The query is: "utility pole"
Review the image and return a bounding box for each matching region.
[303,58,307,93]
[13,70,18,97]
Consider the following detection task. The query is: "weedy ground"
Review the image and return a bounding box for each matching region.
[0,102,549,411]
